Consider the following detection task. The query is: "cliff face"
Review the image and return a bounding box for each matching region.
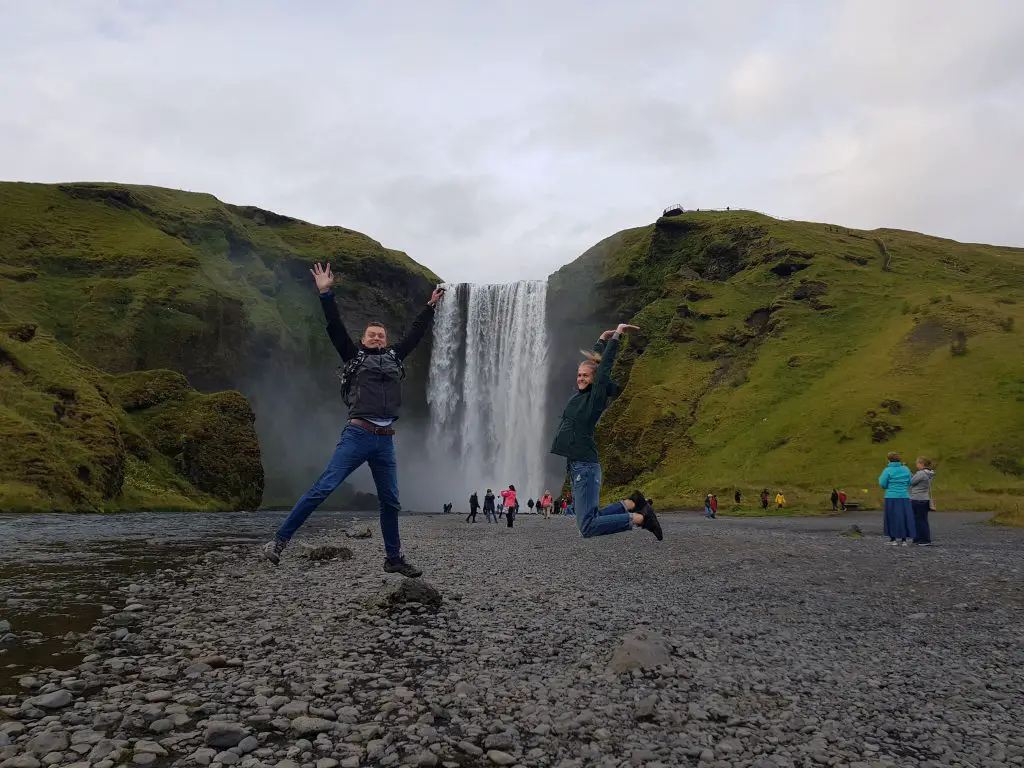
[0,323,261,511]
[0,182,440,510]
[547,211,1024,514]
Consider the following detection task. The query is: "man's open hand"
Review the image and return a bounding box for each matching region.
[616,323,641,335]
[311,263,335,294]
[429,286,446,307]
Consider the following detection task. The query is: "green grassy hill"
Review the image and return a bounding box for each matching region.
[0,182,438,389]
[0,182,440,511]
[547,211,1024,522]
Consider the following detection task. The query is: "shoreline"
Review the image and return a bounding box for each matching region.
[1,513,1021,767]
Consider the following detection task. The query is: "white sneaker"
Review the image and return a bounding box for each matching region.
[887,540,899,546]
[899,540,909,546]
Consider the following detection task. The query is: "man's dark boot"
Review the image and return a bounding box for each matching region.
[629,490,648,510]
[640,503,663,541]
[384,556,423,578]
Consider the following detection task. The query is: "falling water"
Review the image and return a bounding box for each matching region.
[427,282,549,500]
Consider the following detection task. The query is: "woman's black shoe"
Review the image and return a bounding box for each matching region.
[640,504,663,541]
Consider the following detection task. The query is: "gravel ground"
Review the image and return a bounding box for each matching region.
[1,512,1022,768]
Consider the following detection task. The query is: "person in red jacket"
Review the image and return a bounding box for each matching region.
[500,485,518,527]
[500,485,517,512]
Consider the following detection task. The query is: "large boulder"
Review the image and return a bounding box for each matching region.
[374,580,443,612]
[295,544,353,562]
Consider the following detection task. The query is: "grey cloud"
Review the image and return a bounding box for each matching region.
[0,0,1021,286]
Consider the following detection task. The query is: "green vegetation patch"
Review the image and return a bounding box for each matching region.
[549,210,1024,512]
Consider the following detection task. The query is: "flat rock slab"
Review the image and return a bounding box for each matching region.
[606,629,671,674]
[26,690,73,709]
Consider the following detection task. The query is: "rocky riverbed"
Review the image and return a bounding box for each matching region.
[1,512,1022,768]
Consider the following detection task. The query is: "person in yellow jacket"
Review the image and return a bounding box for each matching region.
[775,492,786,509]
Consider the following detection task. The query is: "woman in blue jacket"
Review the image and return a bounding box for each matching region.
[879,451,916,545]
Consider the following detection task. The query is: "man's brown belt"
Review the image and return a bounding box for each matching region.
[349,418,395,436]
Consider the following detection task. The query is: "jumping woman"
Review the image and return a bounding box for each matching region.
[550,324,663,541]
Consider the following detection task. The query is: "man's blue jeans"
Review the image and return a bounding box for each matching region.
[276,425,402,559]
[569,460,633,538]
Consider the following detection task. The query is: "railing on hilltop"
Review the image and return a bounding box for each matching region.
[660,205,795,222]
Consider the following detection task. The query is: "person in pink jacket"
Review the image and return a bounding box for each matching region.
[540,491,554,519]
[500,485,518,527]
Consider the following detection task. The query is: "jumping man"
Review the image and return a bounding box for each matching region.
[262,263,444,576]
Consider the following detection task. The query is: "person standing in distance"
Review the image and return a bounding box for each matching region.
[482,489,497,523]
[262,263,445,576]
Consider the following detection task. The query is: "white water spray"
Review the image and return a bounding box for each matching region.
[427,282,549,501]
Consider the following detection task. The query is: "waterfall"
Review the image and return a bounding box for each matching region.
[427,282,549,501]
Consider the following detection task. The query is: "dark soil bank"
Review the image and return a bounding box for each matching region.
[1,512,1022,767]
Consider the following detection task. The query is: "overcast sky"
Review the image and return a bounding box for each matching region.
[2,1,1022,282]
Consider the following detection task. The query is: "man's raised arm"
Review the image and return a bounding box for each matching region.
[393,286,445,359]
[311,262,359,362]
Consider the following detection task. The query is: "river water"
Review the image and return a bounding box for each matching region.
[0,509,386,691]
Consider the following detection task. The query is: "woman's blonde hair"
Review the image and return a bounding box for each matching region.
[916,456,933,468]
[886,451,901,462]
[579,350,601,369]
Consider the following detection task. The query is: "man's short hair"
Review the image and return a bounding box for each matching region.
[366,321,386,331]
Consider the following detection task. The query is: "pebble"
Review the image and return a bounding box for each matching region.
[204,723,248,748]
[25,690,72,710]
[290,716,335,736]
[1,758,41,768]
[192,748,217,765]
[26,732,68,755]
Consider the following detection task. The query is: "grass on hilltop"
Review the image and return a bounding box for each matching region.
[549,210,1024,524]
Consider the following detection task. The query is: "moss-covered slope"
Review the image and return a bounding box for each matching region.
[0,182,438,389]
[0,323,261,512]
[0,182,441,509]
[548,211,1024,515]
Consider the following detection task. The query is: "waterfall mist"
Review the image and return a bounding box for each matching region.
[422,282,551,506]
